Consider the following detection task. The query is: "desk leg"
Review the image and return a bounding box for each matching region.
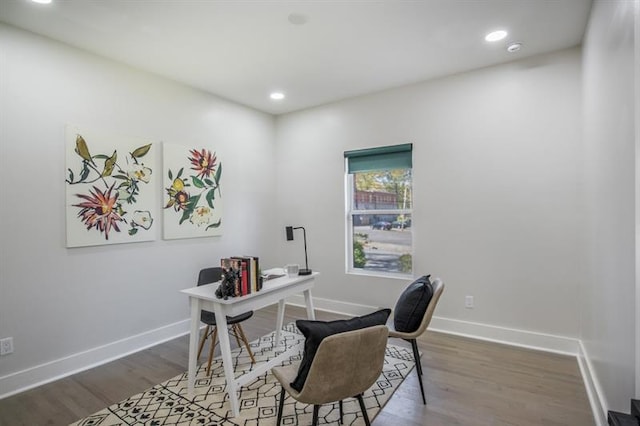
[275,299,286,346]
[187,297,200,396]
[303,289,316,320]
[213,305,239,418]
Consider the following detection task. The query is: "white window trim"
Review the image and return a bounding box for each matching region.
[344,164,414,278]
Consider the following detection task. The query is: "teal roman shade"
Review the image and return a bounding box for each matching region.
[344,143,412,173]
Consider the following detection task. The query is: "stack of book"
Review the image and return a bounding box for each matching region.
[220,256,262,297]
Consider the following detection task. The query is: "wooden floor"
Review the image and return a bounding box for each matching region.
[0,306,594,426]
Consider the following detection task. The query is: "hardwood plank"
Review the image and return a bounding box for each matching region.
[0,305,594,425]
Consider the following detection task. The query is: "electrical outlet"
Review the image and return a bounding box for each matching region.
[465,295,474,309]
[0,337,14,356]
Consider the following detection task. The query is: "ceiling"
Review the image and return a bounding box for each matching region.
[0,0,592,115]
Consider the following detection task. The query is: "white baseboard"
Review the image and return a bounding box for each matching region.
[0,319,191,400]
[286,294,381,316]
[577,341,608,426]
[288,295,580,354]
[429,317,580,356]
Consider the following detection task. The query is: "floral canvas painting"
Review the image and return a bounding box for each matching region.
[162,143,223,240]
[65,125,157,247]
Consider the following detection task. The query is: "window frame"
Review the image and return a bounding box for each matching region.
[344,147,414,279]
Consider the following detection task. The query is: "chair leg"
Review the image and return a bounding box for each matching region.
[410,339,426,404]
[339,399,343,424]
[206,327,218,376]
[232,324,243,348]
[276,387,285,426]
[312,405,320,426]
[197,325,210,360]
[410,339,423,376]
[236,323,256,364]
[356,393,371,426]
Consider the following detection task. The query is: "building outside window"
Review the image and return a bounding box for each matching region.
[344,144,413,277]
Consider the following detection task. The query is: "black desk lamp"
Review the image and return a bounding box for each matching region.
[285,226,312,275]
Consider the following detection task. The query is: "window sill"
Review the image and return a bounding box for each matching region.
[346,268,413,281]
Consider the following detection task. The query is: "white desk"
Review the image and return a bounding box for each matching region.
[181,270,317,418]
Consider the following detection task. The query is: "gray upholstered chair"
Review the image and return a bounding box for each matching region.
[196,267,256,376]
[388,277,444,404]
[271,325,389,426]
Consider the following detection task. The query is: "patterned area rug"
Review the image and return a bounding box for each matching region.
[70,323,415,426]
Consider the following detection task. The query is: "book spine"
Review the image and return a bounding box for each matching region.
[244,255,259,292]
[252,257,259,291]
[221,257,232,288]
[242,255,259,293]
[232,258,241,297]
[241,260,248,296]
[256,257,262,290]
[232,257,248,296]
[236,256,252,296]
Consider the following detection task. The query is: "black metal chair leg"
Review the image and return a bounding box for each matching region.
[339,399,344,424]
[312,405,320,426]
[410,339,426,404]
[276,387,285,426]
[356,393,371,426]
[410,339,423,376]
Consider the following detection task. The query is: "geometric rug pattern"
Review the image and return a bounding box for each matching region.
[70,323,415,426]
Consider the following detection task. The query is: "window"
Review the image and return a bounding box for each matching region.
[345,144,413,277]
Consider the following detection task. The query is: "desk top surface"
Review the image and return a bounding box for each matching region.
[180,269,318,304]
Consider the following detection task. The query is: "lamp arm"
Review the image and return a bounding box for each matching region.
[294,226,309,271]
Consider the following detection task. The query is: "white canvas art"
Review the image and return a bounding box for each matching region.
[162,143,223,240]
[65,125,157,247]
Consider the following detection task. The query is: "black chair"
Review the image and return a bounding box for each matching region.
[388,277,444,404]
[196,267,256,375]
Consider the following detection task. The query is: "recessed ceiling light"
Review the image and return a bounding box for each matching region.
[31,0,52,4]
[507,42,522,53]
[270,92,285,100]
[485,30,507,42]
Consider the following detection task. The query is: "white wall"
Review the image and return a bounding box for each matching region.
[5,10,635,416]
[636,0,640,399]
[276,48,584,344]
[581,0,638,417]
[0,24,277,395]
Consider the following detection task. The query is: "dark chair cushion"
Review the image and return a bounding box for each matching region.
[200,310,253,325]
[393,275,433,333]
[290,308,391,392]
